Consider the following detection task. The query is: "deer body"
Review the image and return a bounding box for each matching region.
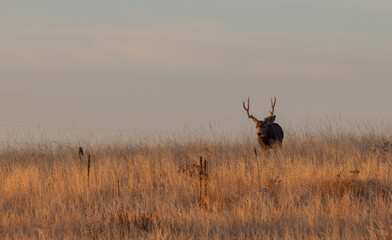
[257,123,284,149]
[243,97,284,149]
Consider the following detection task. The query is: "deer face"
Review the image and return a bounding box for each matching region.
[255,116,276,137]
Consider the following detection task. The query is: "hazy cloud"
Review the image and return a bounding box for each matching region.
[0,2,391,134]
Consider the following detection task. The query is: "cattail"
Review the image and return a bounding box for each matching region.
[117,180,120,197]
[199,156,203,207]
[204,159,208,204]
[255,146,261,188]
[87,153,91,187]
[197,156,208,208]
[78,147,83,170]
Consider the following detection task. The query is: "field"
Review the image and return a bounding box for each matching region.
[1,124,392,239]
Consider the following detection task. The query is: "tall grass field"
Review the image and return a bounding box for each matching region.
[1,123,392,239]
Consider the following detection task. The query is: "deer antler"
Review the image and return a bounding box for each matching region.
[243,97,259,122]
[269,96,276,116]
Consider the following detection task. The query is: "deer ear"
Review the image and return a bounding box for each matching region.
[252,119,259,125]
[267,115,276,123]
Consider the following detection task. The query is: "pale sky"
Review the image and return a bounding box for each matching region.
[1,0,391,138]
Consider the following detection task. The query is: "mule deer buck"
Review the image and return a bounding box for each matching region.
[243,97,284,149]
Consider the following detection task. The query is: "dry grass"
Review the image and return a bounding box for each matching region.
[1,128,392,239]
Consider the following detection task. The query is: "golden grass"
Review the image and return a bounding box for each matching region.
[0,130,392,239]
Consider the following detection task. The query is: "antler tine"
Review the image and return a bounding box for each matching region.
[269,96,276,116]
[243,97,258,122]
[242,97,250,117]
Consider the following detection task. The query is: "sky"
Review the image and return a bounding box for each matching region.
[0,0,391,139]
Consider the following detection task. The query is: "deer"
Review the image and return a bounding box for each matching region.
[243,96,284,149]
